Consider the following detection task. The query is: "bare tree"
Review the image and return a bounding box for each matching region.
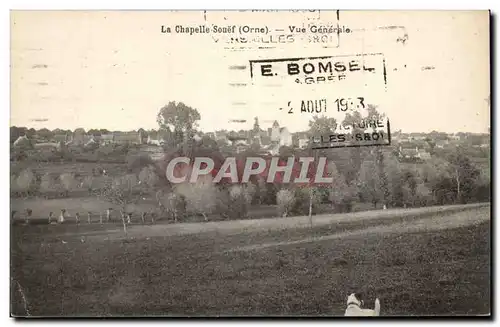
[60,173,78,198]
[100,174,140,234]
[277,189,295,218]
[16,169,37,198]
[174,175,216,222]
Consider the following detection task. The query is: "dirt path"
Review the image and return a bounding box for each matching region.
[225,205,491,253]
[85,203,490,241]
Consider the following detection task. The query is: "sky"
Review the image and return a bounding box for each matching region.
[10,10,490,133]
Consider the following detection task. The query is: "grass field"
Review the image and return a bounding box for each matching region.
[11,204,490,317]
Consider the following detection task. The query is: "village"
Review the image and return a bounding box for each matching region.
[11,116,490,163]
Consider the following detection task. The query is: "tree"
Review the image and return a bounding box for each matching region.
[328,162,351,212]
[127,154,154,173]
[60,173,77,197]
[101,174,141,233]
[277,189,295,217]
[37,128,53,140]
[174,175,216,221]
[157,191,186,223]
[40,173,55,196]
[26,128,36,138]
[16,169,37,197]
[447,147,480,203]
[82,175,96,195]
[10,126,27,143]
[357,159,383,208]
[228,184,254,218]
[87,129,101,136]
[156,101,201,149]
[375,149,391,208]
[308,115,337,136]
[138,166,160,189]
[384,156,404,207]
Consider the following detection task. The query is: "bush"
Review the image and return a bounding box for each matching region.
[164,192,187,222]
[277,189,295,217]
[60,173,78,197]
[174,175,216,221]
[16,168,37,196]
[138,166,160,189]
[127,154,153,173]
[40,173,55,196]
[291,187,321,216]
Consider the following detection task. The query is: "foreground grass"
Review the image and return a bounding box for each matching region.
[11,214,490,317]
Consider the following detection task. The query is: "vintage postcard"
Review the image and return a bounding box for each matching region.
[10,10,491,317]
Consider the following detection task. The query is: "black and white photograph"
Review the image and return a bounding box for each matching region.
[9,10,491,317]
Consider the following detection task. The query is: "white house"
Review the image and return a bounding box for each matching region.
[270,121,293,147]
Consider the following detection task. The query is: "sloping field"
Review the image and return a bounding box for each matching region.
[11,204,490,317]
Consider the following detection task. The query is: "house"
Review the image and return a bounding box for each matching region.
[205,132,216,139]
[435,139,450,148]
[112,131,143,145]
[52,133,72,144]
[398,146,431,161]
[270,121,293,147]
[408,133,427,141]
[214,130,231,145]
[100,134,114,145]
[72,129,86,146]
[236,143,249,154]
[263,143,280,156]
[147,131,165,146]
[84,137,98,147]
[13,135,32,148]
[34,142,60,150]
[294,132,310,149]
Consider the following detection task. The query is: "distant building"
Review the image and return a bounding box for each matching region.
[147,130,166,146]
[100,134,114,145]
[398,146,431,161]
[263,143,280,156]
[34,142,60,150]
[112,131,143,145]
[435,139,450,148]
[205,132,216,139]
[13,135,31,148]
[295,132,310,149]
[214,130,231,145]
[270,121,293,147]
[52,133,72,145]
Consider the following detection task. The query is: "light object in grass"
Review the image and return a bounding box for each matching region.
[25,209,32,224]
[59,209,66,224]
[344,293,380,316]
